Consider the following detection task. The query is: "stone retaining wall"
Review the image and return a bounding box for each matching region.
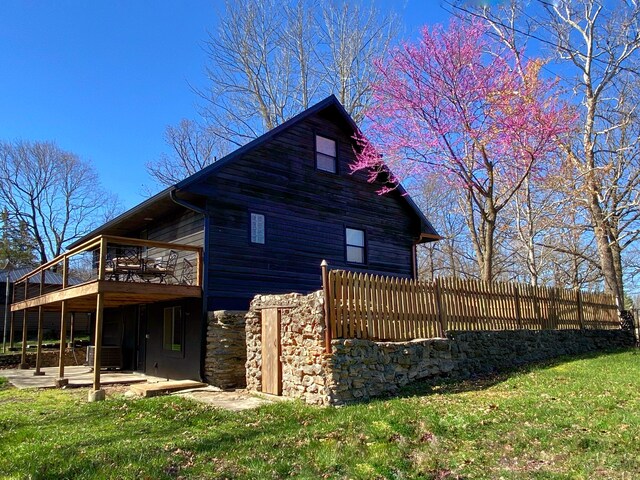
[204,310,247,389]
[0,347,88,369]
[245,290,635,406]
[329,329,634,404]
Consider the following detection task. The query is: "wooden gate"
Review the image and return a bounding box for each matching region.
[261,308,281,395]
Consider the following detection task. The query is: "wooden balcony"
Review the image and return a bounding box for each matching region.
[10,235,203,312]
[9,235,203,399]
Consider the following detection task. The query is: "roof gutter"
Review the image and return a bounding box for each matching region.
[169,188,210,384]
[169,188,205,215]
[418,232,444,243]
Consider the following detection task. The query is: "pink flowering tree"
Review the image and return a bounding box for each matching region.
[353,19,574,281]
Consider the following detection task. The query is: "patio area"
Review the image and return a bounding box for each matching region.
[1,366,285,410]
[1,365,158,389]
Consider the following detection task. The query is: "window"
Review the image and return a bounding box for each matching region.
[346,227,365,264]
[250,213,265,244]
[163,306,183,353]
[316,135,336,173]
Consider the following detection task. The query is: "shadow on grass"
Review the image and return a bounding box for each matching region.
[375,347,638,402]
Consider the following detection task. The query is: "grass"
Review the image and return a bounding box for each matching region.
[1,349,639,479]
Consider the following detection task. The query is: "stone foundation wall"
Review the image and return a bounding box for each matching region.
[204,310,247,389]
[246,292,332,405]
[245,290,635,406]
[0,346,88,369]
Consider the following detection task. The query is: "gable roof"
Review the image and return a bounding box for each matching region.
[70,95,440,248]
[174,95,357,190]
[174,95,439,241]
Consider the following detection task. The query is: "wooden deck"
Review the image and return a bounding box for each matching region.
[9,234,204,400]
[10,280,201,312]
[10,234,203,313]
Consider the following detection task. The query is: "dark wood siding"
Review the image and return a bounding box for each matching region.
[145,209,204,247]
[193,110,421,310]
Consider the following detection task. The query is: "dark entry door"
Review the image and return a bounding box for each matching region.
[261,308,281,395]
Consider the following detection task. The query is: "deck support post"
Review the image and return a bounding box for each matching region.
[19,309,29,369]
[55,301,68,388]
[9,311,15,350]
[69,312,75,350]
[33,306,45,376]
[89,292,105,402]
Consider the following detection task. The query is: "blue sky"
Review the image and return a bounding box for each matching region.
[0,0,452,209]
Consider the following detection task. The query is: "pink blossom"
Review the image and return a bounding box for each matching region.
[353,19,576,207]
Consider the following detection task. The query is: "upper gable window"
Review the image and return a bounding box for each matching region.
[316,135,337,173]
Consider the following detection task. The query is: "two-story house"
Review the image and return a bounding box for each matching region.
[11,95,439,395]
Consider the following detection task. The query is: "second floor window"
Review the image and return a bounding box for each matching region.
[251,213,265,244]
[316,135,336,173]
[346,227,365,264]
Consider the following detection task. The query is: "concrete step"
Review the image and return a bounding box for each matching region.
[129,380,208,398]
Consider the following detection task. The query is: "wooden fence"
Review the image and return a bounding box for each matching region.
[323,270,620,342]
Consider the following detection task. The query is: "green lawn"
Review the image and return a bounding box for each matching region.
[1,350,639,479]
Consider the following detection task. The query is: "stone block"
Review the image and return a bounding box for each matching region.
[88,389,106,402]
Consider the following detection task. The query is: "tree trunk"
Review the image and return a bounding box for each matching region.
[482,213,496,282]
[589,193,621,304]
[611,240,625,306]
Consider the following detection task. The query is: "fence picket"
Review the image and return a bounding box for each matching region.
[328,271,337,338]
[363,273,370,339]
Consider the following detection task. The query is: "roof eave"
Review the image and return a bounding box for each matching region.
[66,187,173,249]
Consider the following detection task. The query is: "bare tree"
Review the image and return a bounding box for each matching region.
[199,0,398,143]
[0,140,121,264]
[451,0,640,306]
[145,119,226,186]
[540,0,640,306]
[415,175,478,280]
[146,0,399,188]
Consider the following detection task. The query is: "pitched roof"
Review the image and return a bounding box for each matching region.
[70,95,440,248]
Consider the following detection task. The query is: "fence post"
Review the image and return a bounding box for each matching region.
[576,289,585,330]
[513,283,522,329]
[435,278,447,337]
[550,287,558,330]
[321,260,332,354]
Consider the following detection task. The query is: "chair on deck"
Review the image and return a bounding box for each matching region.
[105,248,142,281]
[144,249,179,283]
[180,258,194,285]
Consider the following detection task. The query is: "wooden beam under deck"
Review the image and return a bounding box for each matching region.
[10,280,201,312]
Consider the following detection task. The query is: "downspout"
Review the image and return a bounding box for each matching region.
[411,241,418,281]
[169,188,210,383]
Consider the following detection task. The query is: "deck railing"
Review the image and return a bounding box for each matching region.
[323,270,620,342]
[12,235,203,303]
